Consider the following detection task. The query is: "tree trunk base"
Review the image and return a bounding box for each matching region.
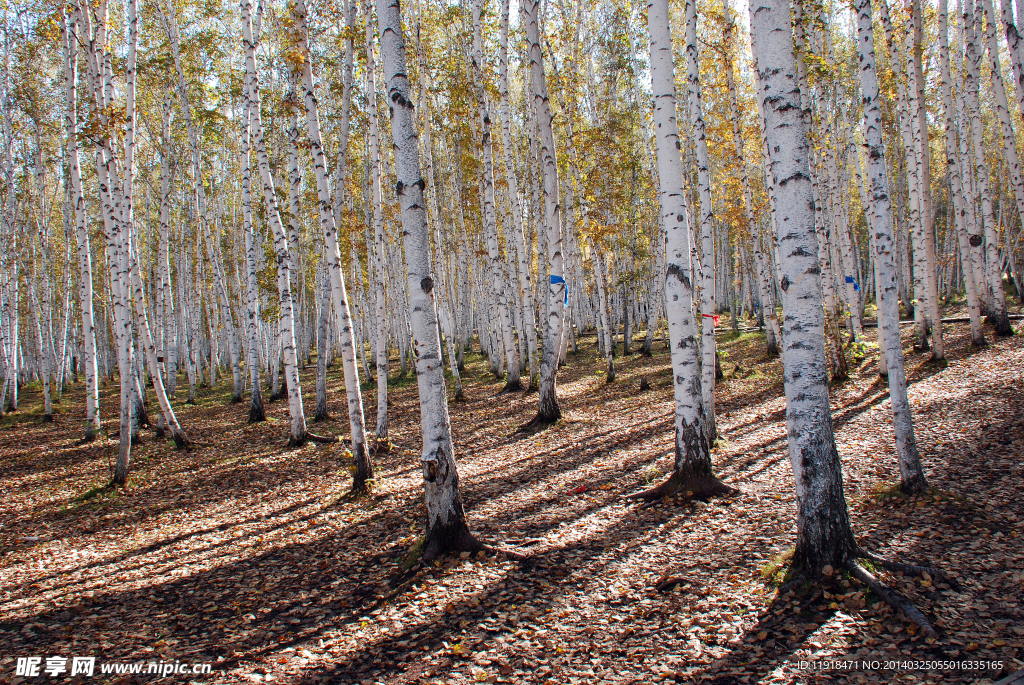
[627,469,737,503]
[900,473,928,496]
[248,402,266,424]
[313,411,331,423]
[520,409,560,432]
[231,394,243,405]
[780,543,944,639]
[498,378,524,395]
[421,522,487,563]
[81,427,99,444]
[42,414,53,423]
[994,314,1015,336]
[373,437,393,454]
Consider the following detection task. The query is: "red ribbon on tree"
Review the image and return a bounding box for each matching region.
[702,314,720,327]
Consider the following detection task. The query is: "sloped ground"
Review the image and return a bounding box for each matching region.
[0,314,1021,685]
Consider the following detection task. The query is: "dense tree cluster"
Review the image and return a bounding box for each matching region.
[0,0,1020,632]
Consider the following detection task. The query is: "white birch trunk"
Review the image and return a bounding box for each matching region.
[980,0,1018,334]
[241,0,307,445]
[61,9,101,439]
[857,0,928,493]
[471,0,521,392]
[639,0,732,501]
[376,0,481,558]
[750,0,856,571]
[939,0,988,345]
[523,0,566,424]
[292,0,372,482]
[684,0,718,440]
[366,2,390,448]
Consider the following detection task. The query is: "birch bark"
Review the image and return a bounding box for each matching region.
[751,0,857,572]
[635,0,733,502]
[939,0,988,345]
[376,0,483,558]
[366,2,390,449]
[242,0,308,445]
[471,0,521,392]
[684,0,718,440]
[61,9,101,439]
[292,0,373,485]
[523,0,566,425]
[856,0,928,494]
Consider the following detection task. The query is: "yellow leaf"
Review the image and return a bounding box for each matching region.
[757,631,768,640]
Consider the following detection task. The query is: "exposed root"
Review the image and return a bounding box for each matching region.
[80,428,99,444]
[306,432,342,445]
[778,573,808,595]
[655,576,686,593]
[372,438,393,454]
[845,559,938,638]
[42,414,54,423]
[856,547,955,587]
[627,469,738,504]
[231,394,243,405]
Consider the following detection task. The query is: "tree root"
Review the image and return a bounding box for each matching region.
[778,572,808,595]
[306,432,342,445]
[627,469,738,504]
[855,547,956,588]
[845,559,938,638]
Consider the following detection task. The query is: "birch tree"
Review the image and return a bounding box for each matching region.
[376,0,486,559]
[856,0,928,494]
[523,0,567,426]
[242,0,308,446]
[750,0,944,635]
[632,0,734,502]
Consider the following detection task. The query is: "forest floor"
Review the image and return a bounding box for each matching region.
[1,304,1023,685]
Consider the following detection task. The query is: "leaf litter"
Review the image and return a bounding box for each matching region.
[0,319,1021,684]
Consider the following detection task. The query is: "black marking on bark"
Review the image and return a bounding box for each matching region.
[421,276,434,293]
[396,180,404,195]
[666,264,691,290]
[780,275,790,291]
[414,178,426,190]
